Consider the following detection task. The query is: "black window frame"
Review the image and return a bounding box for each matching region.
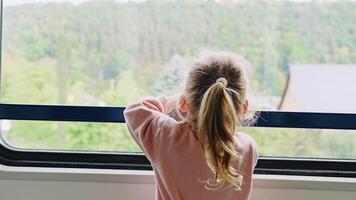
[0,104,355,177]
[0,0,355,178]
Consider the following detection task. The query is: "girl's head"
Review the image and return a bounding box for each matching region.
[180,51,252,189]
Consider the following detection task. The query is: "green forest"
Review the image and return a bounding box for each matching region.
[1,0,355,159]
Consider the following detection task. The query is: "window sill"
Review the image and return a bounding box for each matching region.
[1,164,355,191]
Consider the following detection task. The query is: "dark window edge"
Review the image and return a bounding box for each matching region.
[0,104,355,177]
[0,144,356,178]
[1,103,356,130]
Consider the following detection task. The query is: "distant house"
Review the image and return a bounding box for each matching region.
[279,64,356,113]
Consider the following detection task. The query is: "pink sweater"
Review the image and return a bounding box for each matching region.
[124,96,258,200]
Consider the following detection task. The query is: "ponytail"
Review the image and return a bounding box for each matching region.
[197,77,243,190]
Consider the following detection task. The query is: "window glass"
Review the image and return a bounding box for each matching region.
[242,127,356,159]
[1,120,140,152]
[2,0,355,111]
[1,0,355,156]
[2,119,356,160]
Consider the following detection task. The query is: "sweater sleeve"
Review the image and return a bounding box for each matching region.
[123,96,175,161]
[252,139,259,168]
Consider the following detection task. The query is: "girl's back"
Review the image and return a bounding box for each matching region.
[124,51,258,200]
[124,97,257,200]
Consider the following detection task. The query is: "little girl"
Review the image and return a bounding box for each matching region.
[124,51,258,200]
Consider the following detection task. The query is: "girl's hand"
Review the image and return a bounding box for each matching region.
[158,95,178,114]
[159,96,187,121]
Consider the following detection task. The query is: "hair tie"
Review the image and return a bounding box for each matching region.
[216,77,228,87]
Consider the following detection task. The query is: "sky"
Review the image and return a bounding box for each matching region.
[3,0,346,6]
[3,0,146,6]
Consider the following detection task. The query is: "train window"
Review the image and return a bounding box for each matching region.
[0,0,355,173]
[2,118,355,159]
[2,0,355,111]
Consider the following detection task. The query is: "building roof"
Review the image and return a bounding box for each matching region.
[279,64,356,113]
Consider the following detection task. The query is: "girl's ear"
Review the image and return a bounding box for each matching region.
[242,100,249,114]
[179,96,189,113]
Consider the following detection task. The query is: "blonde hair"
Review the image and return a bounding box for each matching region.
[183,51,252,190]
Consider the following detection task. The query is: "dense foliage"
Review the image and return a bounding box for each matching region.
[1,0,355,158]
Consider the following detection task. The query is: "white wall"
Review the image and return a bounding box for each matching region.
[0,165,355,200]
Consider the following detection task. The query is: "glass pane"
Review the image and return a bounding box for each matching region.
[2,0,355,112]
[242,127,356,159]
[0,120,140,152]
[1,0,355,155]
[2,119,355,159]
